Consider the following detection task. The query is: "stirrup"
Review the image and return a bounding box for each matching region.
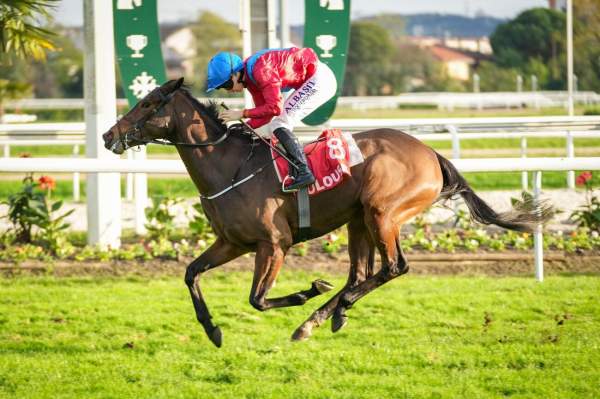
[282,175,299,193]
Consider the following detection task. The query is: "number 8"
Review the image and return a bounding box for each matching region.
[327,138,346,160]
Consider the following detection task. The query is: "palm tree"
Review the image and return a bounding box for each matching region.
[0,0,59,61]
[0,0,58,121]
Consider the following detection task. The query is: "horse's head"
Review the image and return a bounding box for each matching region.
[103,77,184,154]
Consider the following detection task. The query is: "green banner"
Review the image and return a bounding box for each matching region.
[113,0,166,107]
[302,0,351,126]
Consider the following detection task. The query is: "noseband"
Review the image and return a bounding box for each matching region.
[114,88,230,151]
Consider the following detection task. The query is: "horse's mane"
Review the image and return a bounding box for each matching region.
[178,85,228,134]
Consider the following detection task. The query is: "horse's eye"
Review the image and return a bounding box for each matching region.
[142,102,151,108]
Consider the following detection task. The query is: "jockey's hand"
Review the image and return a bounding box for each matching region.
[228,123,251,135]
[219,109,244,122]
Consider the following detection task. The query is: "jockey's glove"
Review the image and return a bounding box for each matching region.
[228,122,252,136]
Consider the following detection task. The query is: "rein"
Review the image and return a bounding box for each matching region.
[118,88,326,200]
[117,88,282,200]
[116,89,231,151]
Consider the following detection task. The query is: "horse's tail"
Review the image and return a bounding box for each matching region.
[435,152,553,232]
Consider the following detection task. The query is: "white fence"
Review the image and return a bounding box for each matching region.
[6,91,600,111]
[1,155,600,282]
[3,116,599,199]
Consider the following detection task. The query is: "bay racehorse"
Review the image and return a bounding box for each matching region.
[103,78,551,347]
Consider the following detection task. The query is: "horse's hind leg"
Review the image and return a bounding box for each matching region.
[292,215,374,340]
[249,241,333,311]
[331,205,417,332]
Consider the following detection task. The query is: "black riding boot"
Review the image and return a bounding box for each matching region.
[273,127,315,191]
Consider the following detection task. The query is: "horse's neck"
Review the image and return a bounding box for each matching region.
[174,106,248,196]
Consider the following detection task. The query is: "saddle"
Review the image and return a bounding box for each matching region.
[271,129,364,196]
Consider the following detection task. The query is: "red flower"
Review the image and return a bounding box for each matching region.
[38,175,56,190]
[576,171,592,186]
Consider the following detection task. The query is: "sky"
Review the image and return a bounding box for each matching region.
[53,0,550,27]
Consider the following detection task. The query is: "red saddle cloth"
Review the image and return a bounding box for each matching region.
[271,128,354,196]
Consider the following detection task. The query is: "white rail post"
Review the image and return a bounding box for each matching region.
[521,136,528,190]
[533,171,544,282]
[267,0,277,48]
[567,0,574,116]
[566,131,575,189]
[3,144,9,158]
[447,125,460,159]
[83,0,122,248]
[279,0,289,47]
[133,146,148,235]
[126,150,134,201]
[72,144,80,202]
[240,0,253,109]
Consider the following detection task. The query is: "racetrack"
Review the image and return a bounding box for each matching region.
[1,271,598,398]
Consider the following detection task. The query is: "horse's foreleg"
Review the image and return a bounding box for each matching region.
[249,241,333,311]
[185,238,246,347]
[292,216,373,341]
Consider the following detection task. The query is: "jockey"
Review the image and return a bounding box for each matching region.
[206,47,337,191]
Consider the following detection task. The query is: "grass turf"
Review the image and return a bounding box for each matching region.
[0,272,598,398]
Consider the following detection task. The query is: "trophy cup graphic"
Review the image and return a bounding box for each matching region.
[319,0,344,10]
[117,0,142,10]
[316,35,337,58]
[126,34,148,58]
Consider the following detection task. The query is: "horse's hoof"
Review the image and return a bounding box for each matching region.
[331,313,348,333]
[208,326,222,348]
[312,279,334,294]
[291,325,312,341]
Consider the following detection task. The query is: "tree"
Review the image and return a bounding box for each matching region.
[190,11,241,93]
[491,8,565,67]
[475,61,520,91]
[487,5,600,92]
[344,22,396,96]
[0,0,58,120]
[0,79,31,120]
[31,27,83,98]
[573,0,600,92]
[0,0,58,62]
[490,8,565,88]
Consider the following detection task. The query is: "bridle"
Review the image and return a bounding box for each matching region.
[113,87,230,152]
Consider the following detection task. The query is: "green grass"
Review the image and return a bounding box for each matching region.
[0,272,598,398]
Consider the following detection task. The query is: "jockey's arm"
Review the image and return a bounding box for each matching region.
[243,81,283,129]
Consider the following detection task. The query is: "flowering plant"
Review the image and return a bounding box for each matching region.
[38,175,56,198]
[570,171,600,232]
[1,174,73,254]
[144,197,183,240]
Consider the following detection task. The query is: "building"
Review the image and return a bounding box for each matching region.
[548,0,567,11]
[161,25,195,78]
[409,35,492,55]
[428,45,477,81]
[409,36,491,81]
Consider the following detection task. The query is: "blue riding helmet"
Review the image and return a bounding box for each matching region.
[206,52,244,92]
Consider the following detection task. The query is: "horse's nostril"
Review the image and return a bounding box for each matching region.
[104,131,114,142]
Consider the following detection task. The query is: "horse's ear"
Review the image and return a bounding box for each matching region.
[174,77,184,90]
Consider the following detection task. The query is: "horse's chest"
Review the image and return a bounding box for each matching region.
[202,199,277,244]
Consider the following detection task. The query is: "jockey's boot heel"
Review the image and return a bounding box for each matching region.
[274,127,315,191]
